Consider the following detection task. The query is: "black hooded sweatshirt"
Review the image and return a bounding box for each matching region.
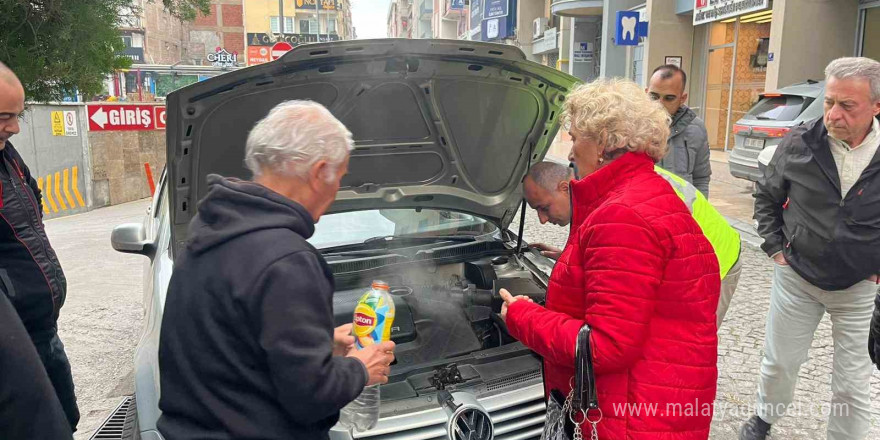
[157,175,367,440]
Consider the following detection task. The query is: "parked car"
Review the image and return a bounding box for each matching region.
[728,80,825,182]
[102,39,579,440]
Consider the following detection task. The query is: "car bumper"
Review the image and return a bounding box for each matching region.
[728,152,761,182]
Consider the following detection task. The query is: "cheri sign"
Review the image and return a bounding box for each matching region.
[207,47,238,67]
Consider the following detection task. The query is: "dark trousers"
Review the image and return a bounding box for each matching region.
[32,330,80,432]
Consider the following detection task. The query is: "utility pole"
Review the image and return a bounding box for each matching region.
[316,0,321,41]
[279,0,285,33]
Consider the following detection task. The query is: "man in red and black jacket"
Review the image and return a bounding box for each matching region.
[0,63,79,431]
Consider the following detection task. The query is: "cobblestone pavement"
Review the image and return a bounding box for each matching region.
[512,207,880,439]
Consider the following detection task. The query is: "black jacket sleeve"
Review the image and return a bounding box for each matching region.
[0,293,73,439]
[5,143,43,215]
[754,139,790,257]
[251,251,367,426]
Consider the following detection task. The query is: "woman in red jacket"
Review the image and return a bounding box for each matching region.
[501,78,720,440]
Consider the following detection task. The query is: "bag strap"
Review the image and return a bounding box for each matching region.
[571,324,599,412]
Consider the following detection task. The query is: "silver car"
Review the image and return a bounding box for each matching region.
[105,39,579,440]
[728,80,825,182]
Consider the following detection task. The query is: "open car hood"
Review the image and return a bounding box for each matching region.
[166,39,579,248]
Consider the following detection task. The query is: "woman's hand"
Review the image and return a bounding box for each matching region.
[333,324,356,356]
[498,288,534,324]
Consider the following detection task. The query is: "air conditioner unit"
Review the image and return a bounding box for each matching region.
[533,17,548,39]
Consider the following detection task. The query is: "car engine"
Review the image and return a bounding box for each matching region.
[332,255,546,369]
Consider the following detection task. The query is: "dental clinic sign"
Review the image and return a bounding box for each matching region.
[694,0,768,26]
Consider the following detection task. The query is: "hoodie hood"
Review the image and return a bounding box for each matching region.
[186,175,315,255]
[669,105,697,140]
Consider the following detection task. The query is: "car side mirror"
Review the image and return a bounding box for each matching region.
[111,223,156,258]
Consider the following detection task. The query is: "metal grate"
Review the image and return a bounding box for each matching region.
[486,370,542,392]
[89,395,137,440]
[354,387,545,440]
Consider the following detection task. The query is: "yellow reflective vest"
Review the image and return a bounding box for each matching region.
[654,166,741,278]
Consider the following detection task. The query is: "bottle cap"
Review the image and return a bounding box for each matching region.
[371,280,390,290]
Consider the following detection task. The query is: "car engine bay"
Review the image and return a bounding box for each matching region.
[332,255,547,381]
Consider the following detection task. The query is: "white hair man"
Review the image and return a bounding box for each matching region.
[157,101,395,440]
[743,57,880,440]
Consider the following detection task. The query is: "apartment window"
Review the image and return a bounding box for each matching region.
[121,36,133,48]
[300,18,319,34]
[270,16,294,33]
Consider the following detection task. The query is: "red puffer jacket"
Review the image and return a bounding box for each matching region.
[507,152,720,440]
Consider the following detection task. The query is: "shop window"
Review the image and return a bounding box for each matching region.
[328,19,337,34]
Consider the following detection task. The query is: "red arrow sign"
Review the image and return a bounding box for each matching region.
[271,41,294,60]
[87,104,157,131]
[154,106,167,130]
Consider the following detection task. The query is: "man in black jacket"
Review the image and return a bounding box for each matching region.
[741,57,880,440]
[158,100,395,440]
[0,292,73,439]
[0,63,79,430]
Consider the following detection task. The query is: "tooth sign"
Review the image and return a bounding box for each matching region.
[621,16,637,41]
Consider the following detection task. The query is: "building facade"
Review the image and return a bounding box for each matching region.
[416,0,878,155]
[243,0,352,66]
[112,0,245,101]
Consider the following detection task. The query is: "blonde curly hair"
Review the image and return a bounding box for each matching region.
[561,78,671,162]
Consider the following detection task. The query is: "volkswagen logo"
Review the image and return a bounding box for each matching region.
[449,407,493,440]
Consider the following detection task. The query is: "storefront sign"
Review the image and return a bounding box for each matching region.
[573,42,594,63]
[450,0,465,10]
[247,46,272,65]
[533,28,558,55]
[87,104,165,131]
[484,0,509,19]
[296,0,340,11]
[247,32,340,47]
[693,0,768,26]
[207,47,238,67]
[616,10,641,46]
[665,56,683,68]
[469,0,484,40]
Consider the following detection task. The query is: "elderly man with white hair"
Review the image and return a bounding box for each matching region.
[741,57,880,440]
[157,101,395,440]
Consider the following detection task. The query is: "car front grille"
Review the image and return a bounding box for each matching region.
[354,384,545,440]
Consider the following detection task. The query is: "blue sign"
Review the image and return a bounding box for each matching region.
[615,11,641,46]
[481,16,512,41]
[484,0,509,19]
[470,0,484,40]
[450,0,465,11]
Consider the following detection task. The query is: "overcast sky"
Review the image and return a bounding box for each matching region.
[351,0,391,39]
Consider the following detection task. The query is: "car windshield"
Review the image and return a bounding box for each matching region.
[308,209,498,249]
[742,95,812,122]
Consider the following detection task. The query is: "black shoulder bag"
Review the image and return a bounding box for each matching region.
[541,324,601,440]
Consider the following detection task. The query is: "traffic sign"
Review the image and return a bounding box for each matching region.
[87,104,158,131]
[271,41,294,60]
[154,106,167,130]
